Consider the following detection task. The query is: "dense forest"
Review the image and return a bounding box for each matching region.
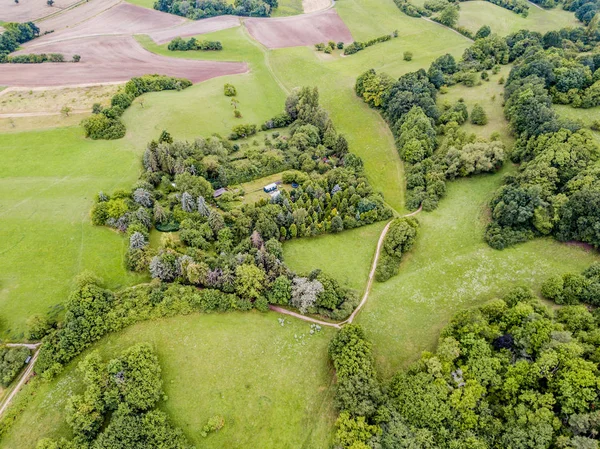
[331,288,600,448]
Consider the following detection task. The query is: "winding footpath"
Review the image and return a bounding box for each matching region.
[0,344,41,419]
[270,204,423,328]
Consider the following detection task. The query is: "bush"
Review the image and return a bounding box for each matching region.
[337,41,345,49]
[224,83,237,96]
[470,104,488,125]
[403,51,413,61]
[82,115,126,140]
[229,123,257,140]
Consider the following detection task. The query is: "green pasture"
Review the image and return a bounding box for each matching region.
[457,1,578,36]
[0,312,336,449]
[283,221,386,291]
[0,127,147,338]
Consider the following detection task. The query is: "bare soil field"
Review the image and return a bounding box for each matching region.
[0,84,120,113]
[148,15,241,44]
[36,0,122,34]
[32,2,185,45]
[1,35,248,87]
[244,9,353,49]
[302,0,332,14]
[1,0,80,22]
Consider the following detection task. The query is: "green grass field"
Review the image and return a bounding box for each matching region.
[0,312,336,449]
[283,222,386,291]
[359,169,599,377]
[457,1,578,36]
[0,128,147,338]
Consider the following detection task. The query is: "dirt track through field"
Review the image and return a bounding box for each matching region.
[272,205,423,329]
[245,9,353,49]
[0,345,40,420]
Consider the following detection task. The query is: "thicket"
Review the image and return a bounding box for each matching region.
[542,262,600,305]
[36,344,193,449]
[167,36,222,51]
[153,0,278,18]
[4,53,66,64]
[343,33,396,56]
[485,37,600,249]
[330,287,600,448]
[355,63,505,211]
[82,75,192,140]
[0,22,39,61]
[0,346,30,387]
[375,217,419,282]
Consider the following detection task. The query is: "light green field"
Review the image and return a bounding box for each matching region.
[457,1,579,36]
[439,64,513,142]
[0,312,336,449]
[360,170,599,377]
[0,128,147,338]
[125,0,161,9]
[283,221,386,291]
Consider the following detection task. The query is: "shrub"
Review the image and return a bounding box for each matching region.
[224,83,237,96]
[337,41,344,49]
[229,123,257,140]
[72,54,81,62]
[403,51,413,61]
[470,104,488,125]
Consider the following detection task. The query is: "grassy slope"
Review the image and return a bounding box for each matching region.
[269,0,471,212]
[0,313,336,449]
[360,170,599,377]
[132,27,286,142]
[457,1,579,36]
[283,222,386,291]
[0,128,147,337]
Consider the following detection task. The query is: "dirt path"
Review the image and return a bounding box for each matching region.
[272,204,423,328]
[0,346,41,419]
[527,0,544,10]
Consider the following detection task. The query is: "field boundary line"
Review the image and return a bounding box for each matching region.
[421,17,474,41]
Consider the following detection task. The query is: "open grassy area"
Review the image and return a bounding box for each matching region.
[124,0,155,9]
[272,0,304,16]
[0,312,336,449]
[283,221,386,291]
[0,127,148,338]
[457,1,579,36]
[358,169,599,377]
[439,64,513,142]
[0,85,119,114]
[133,27,286,142]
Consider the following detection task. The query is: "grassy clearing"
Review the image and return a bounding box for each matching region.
[439,64,513,142]
[283,221,386,291]
[0,114,87,133]
[237,172,286,205]
[0,127,148,338]
[358,169,599,377]
[0,312,336,449]
[272,0,304,16]
[0,85,119,114]
[124,0,155,9]
[457,1,579,36]
[132,28,286,142]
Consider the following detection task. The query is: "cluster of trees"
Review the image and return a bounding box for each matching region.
[87,87,391,326]
[4,53,67,64]
[0,22,39,61]
[36,344,193,449]
[330,287,600,448]
[167,36,222,51]
[394,0,528,19]
[564,0,600,24]
[343,32,397,56]
[0,346,30,387]
[356,66,505,210]
[315,41,345,54]
[485,39,600,249]
[543,262,600,305]
[375,217,419,282]
[153,0,278,18]
[82,75,192,140]
[393,0,430,17]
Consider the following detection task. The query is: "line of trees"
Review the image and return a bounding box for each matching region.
[82,75,192,140]
[343,32,398,56]
[0,22,39,62]
[330,287,600,448]
[375,217,419,282]
[167,36,222,51]
[153,0,278,19]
